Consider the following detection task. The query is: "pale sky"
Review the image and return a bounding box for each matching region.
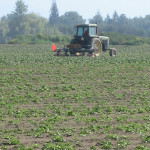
[0,0,150,20]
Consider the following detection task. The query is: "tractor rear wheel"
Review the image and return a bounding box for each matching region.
[90,38,102,56]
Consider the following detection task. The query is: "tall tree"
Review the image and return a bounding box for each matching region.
[13,0,28,17]
[0,17,9,43]
[89,11,103,25]
[49,0,59,25]
[112,11,119,24]
[105,14,111,24]
[8,0,28,37]
[118,14,128,25]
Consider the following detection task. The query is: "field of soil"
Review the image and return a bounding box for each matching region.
[0,44,150,150]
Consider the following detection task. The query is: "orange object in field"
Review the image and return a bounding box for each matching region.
[52,43,56,51]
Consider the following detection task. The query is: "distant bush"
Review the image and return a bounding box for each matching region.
[8,33,150,46]
[104,32,150,45]
[8,34,71,44]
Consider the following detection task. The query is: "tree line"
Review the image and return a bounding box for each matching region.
[0,0,150,44]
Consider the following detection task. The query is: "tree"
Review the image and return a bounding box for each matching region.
[7,0,28,37]
[118,14,128,25]
[59,11,85,25]
[89,11,103,25]
[13,0,28,25]
[13,0,28,17]
[26,13,47,34]
[112,11,119,24]
[105,14,110,24]
[49,0,59,25]
[0,17,9,43]
[58,11,85,34]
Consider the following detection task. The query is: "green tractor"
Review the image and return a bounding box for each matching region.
[53,24,116,57]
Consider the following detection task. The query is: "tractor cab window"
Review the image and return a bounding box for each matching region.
[89,26,97,36]
[77,27,83,36]
[77,26,89,36]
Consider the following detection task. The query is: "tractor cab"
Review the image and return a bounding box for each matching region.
[70,24,99,49]
[76,24,98,37]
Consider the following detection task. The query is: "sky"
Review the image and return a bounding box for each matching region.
[0,0,150,20]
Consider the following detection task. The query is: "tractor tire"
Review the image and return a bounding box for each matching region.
[90,38,102,56]
[109,48,117,56]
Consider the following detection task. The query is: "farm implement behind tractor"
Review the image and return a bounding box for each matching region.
[52,24,117,57]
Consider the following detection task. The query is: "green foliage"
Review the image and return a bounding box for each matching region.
[91,12,150,37]
[7,31,150,45]
[99,140,113,149]
[57,11,85,34]
[0,17,9,43]
[89,11,103,25]
[134,145,150,150]
[2,135,20,145]
[8,34,71,44]
[7,0,28,38]
[42,142,74,150]
[142,135,150,143]
[104,32,150,45]
[13,0,28,17]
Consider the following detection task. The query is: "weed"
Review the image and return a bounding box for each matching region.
[99,140,113,149]
[134,145,150,150]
